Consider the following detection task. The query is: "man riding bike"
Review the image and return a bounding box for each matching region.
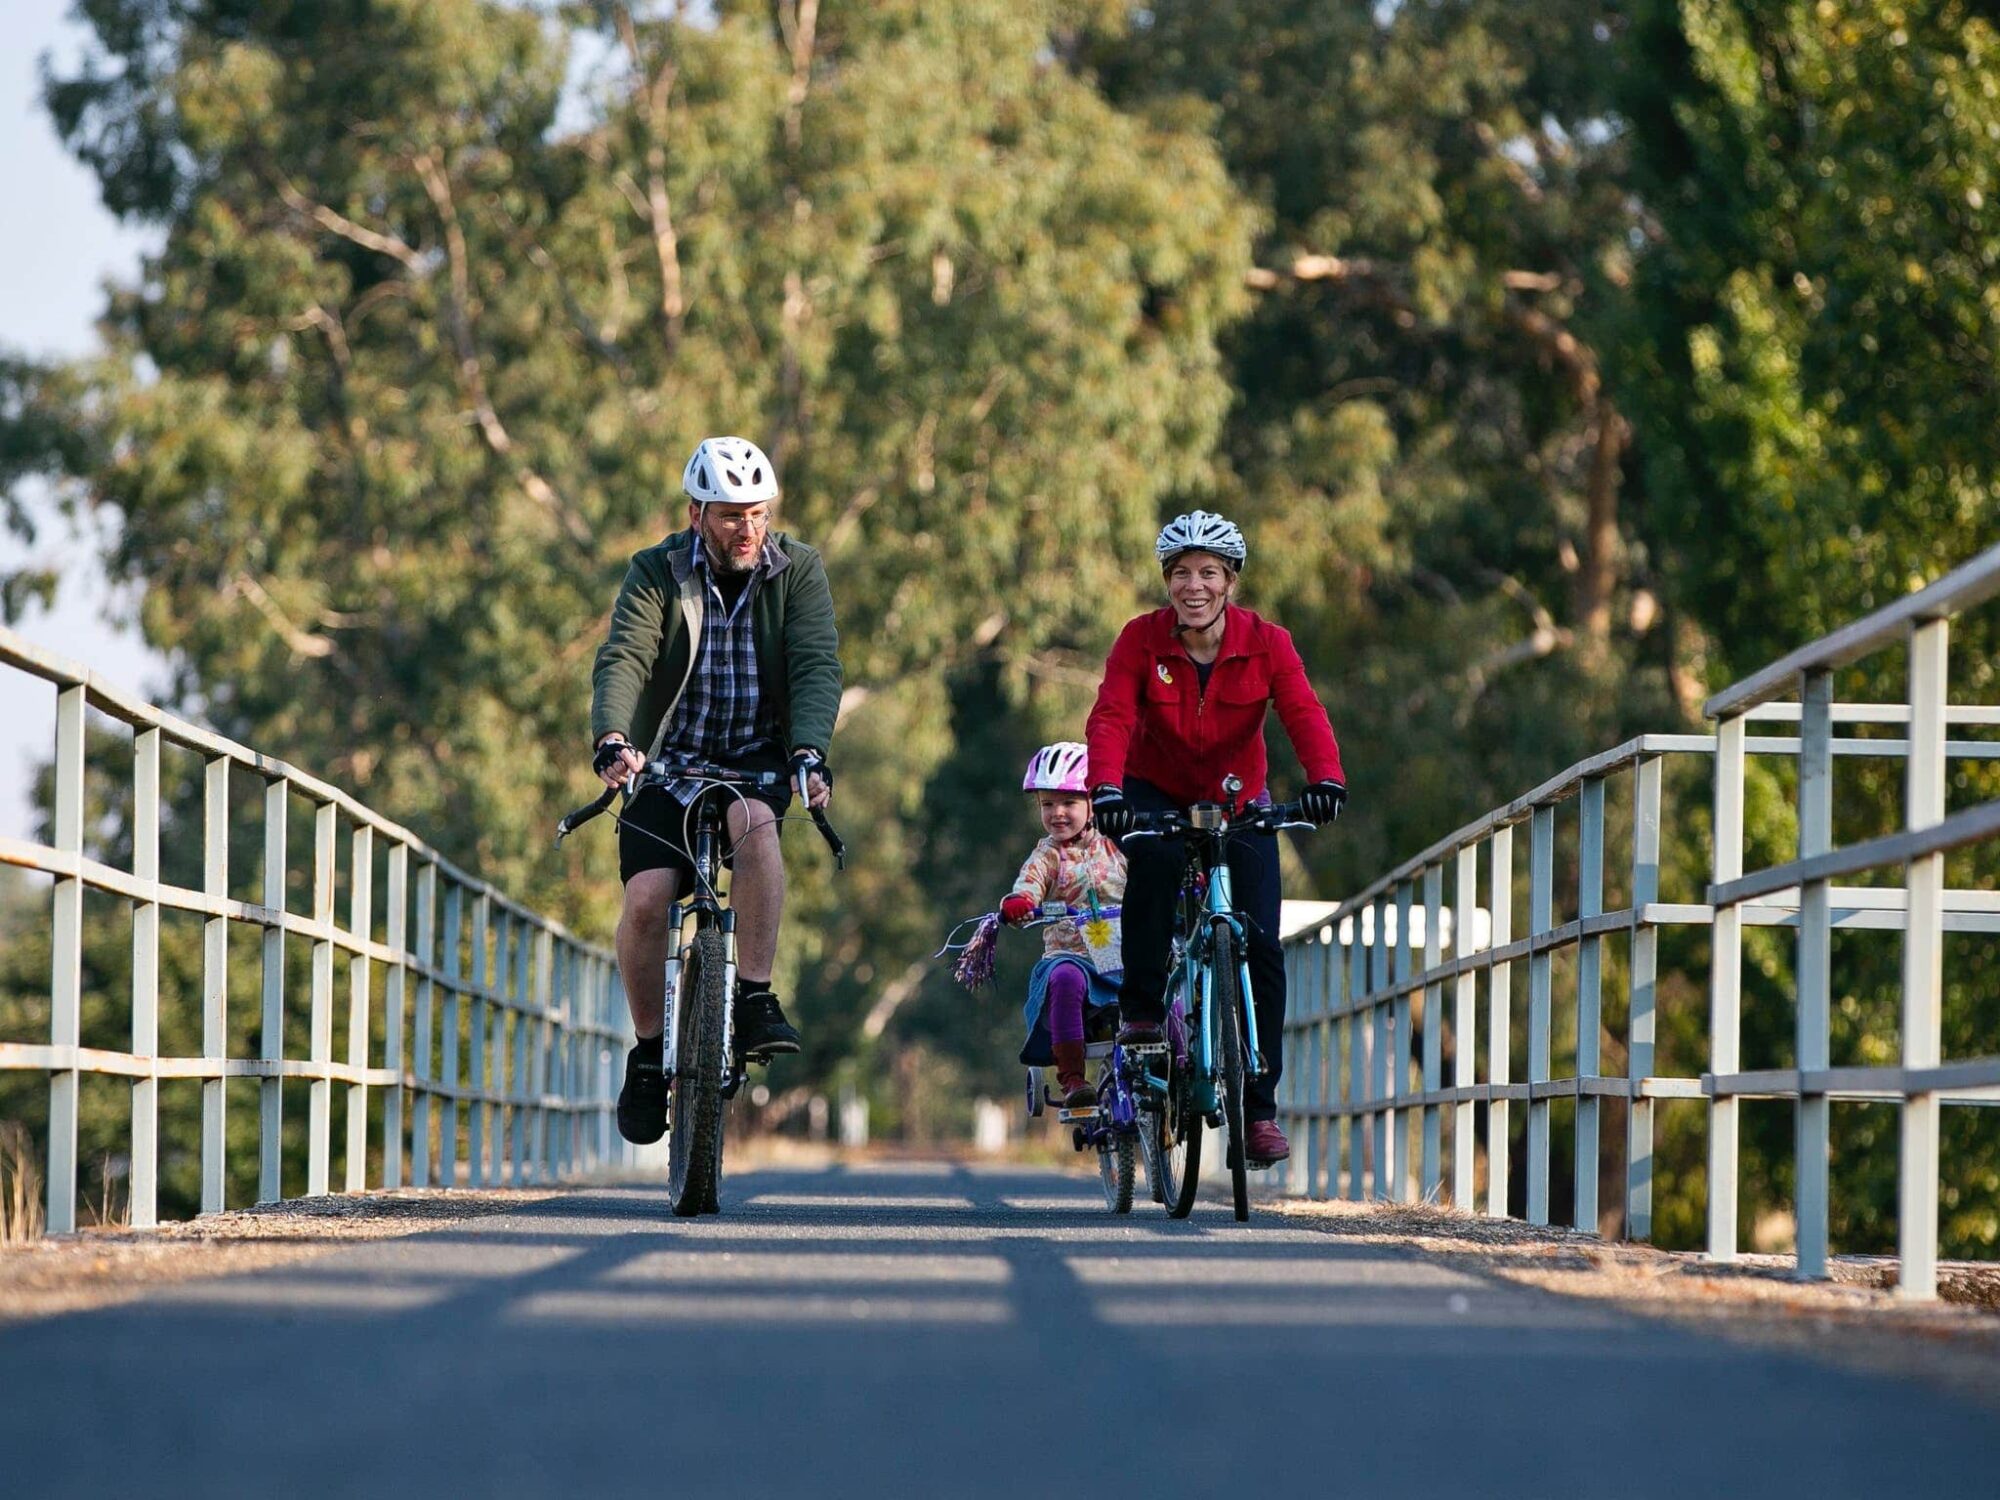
[1085,510,1346,1170]
[590,435,841,1145]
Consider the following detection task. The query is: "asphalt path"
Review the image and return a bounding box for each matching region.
[5,1160,1995,1498]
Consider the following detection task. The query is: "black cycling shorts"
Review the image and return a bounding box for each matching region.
[618,778,792,887]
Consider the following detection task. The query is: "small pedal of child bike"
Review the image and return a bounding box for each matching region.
[1056,1107,1097,1125]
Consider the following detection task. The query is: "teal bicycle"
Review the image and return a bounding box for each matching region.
[1126,775,1316,1222]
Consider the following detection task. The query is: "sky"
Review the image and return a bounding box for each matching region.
[1,0,166,835]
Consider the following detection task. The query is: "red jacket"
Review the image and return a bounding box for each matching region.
[1086,605,1345,809]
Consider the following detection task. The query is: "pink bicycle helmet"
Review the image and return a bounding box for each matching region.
[1022,741,1090,794]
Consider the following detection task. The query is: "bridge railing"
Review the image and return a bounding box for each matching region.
[1280,544,2000,1299]
[0,627,628,1233]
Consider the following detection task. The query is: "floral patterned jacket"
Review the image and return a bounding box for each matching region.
[1007,827,1128,964]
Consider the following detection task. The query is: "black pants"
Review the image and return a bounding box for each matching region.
[1116,779,1287,1123]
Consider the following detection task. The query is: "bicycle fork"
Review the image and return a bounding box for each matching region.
[660,905,742,1084]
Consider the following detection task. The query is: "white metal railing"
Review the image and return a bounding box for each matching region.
[0,627,629,1233]
[1280,544,2000,1300]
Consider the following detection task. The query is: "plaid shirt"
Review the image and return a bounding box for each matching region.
[656,536,784,805]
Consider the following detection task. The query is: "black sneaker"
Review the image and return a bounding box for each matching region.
[616,1044,669,1144]
[1116,1017,1166,1049]
[737,989,802,1058]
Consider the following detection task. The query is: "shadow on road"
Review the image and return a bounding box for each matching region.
[2,1161,1994,1498]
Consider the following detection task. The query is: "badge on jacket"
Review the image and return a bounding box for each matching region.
[1157,662,1173,685]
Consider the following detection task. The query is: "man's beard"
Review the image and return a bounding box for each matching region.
[702,532,759,574]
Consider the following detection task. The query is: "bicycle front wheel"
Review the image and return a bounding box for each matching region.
[667,928,729,1217]
[1156,999,1203,1218]
[1212,923,1250,1222]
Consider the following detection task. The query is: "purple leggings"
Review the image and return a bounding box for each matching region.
[1046,963,1089,1045]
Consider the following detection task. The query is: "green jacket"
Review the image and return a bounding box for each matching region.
[590,529,843,758]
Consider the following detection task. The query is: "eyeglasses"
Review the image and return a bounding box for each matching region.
[704,508,771,534]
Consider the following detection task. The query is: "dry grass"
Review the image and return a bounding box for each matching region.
[0,1122,44,1245]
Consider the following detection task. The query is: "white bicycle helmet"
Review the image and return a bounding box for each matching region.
[1022,741,1091,794]
[683,436,779,505]
[1155,509,1246,570]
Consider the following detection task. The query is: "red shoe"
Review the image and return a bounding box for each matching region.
[1051,1040,1095,1109]
[1244,1120,1290,1169]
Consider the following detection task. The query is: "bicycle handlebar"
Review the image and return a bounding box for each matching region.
[1122,800,1317,841]
[554,759,846,869]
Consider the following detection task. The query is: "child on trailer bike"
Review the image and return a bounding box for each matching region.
[996,743,1128,1109]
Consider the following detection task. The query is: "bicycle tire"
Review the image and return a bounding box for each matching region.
[667,928,728,1217]
[1212,923,1250,1222]
[1160,1004,1203,1219]
[1100,1130,1136,1214]
[1137,1105,1165,1204]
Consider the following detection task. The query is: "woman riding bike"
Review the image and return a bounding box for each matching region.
[1085,510,1347,1170]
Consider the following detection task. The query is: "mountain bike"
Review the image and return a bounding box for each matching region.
[1126,776,1316,1222]
[556,759,844,1216]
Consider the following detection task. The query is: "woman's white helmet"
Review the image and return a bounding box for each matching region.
[1022,741,1091,794]
[683,436,779,505]
[1156,510,1247,570]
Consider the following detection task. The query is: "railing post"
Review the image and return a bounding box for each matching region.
[441,883,464,1186]
[1627,756,1661,1241]
[1421,864,1443,1200]
[411,860,437,1188]
[1487,825,1513,1218]
[308,800,337,1196]
[1289,938,1308,1195]
[1796,670,1834,1279]
[383,842,408,1189]
[1319,938,1338,1198]
[1452,843,1479,1209]
[45,683,84,1235]
[1526,803,1554,1226]
[1392,881,1415,1201]
[1708,713,1746,1261]
[535,928,555,1181]
[1899,617,1949,1300]
[345,823,373,1193]
[1344,924,1363,1199]
[469,893,490,1187]
[130,727,161,1228]
[504,916,520,1184]
[1369,896,1390,1200]
[258,777,286,1204]
[200,757,229,1214]
[1576,776,1605,1233]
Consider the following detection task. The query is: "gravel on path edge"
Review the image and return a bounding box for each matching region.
[1271,1195,2000,1412]
[0,1188,558,1324]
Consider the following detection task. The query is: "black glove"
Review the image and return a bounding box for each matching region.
[593,736,637,778]
[1091,784,1133,838]
[790,746,834,793]
[1300,779,1347,825]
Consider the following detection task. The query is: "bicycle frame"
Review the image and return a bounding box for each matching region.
[659,795,742,1092]
[1162,834,1263,1121]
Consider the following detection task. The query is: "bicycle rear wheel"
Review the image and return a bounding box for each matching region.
[1099,1131,1135,1214]
[667,928,729,1217]
[1212,924,1250,1222]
